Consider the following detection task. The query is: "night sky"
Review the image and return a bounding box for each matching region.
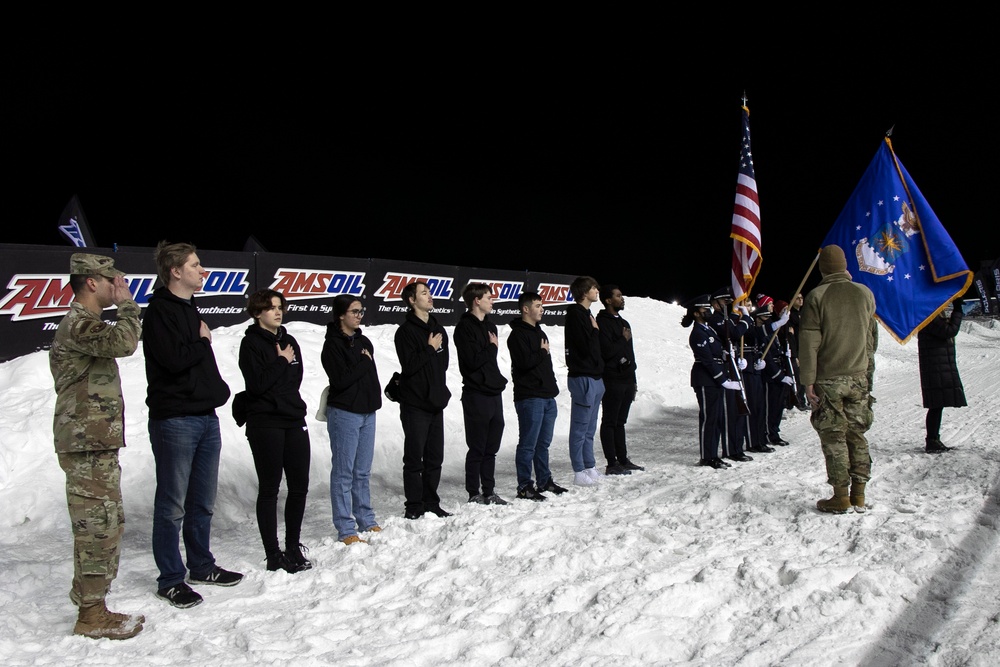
[8,46,998,305]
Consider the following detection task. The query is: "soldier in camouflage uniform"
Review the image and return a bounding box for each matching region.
[799,245,878,514]
[49,253,145,639]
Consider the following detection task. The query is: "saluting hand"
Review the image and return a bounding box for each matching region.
[111,275,132,306]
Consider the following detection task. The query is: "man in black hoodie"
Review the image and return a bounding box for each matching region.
[143,241,242,609]
[565,276,606,487]
[454,283,509,506]
[393,281,453,520]
[507,292,565,500]
[596,284,644,475]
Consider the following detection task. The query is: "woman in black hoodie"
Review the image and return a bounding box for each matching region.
[237,289,312,573]
[321,294,382,545]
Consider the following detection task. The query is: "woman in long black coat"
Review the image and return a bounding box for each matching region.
[917,297,967,453]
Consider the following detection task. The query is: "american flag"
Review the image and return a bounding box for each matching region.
[730,102,761,305]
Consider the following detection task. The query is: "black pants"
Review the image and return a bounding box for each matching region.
[600,382,635,465]
[695,384,725,461]
[926,407,944,441]
[400,403,444,513]
[246,425,311,557]
[765,382,788,442]
[462,391,504,497]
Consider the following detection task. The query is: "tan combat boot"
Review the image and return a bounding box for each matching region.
[74,602,144,640]
[850,481,866,514]
[72,595,145,626]
[816,486,851,514]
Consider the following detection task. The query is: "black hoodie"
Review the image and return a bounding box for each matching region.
[237,324,308,427]
[142,287,230,420]
[393,311,452,411]
[321,323,383,414]
[506,317,559,401]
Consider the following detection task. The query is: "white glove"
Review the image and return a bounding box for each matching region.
[738,305,750,317]
[722,379,742,391]
[737,358,747,370]
[781,376,795,386]
[772,310,790,329]
[754,359,766,371]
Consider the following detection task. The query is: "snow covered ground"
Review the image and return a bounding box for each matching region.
[2,296,999,666]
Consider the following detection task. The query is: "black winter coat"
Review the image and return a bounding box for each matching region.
[918,309,967,409]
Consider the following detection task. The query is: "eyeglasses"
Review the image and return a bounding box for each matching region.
[348,308,366,317]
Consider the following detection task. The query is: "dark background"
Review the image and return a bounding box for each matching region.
[8,44,998,305]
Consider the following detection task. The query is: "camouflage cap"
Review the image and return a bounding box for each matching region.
[70,253,124,278]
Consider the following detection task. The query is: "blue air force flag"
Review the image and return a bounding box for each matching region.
[822,138,973,344]
[57,195,97,248]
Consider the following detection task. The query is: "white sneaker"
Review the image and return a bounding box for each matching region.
[584,467,604,481]
[573,471,597,487]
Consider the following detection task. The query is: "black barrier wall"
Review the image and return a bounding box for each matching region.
[0,244,577,363]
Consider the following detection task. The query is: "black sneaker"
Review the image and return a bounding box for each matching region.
[188,566,244,587]
[926,440,952,453]
[484,493,509,506]
[156,582,203,608]
[468,494,488,504]
[286,543,313,571]
[516,485,547,502]
[425,506,453,518]
[404,509,424,520]
[539,479,568,495]
[621,459,645,471]
[769,439,790,446]
[605,464,632,475]
[268,550,310,574]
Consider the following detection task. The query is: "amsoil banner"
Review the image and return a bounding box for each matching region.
[0,244,576,363]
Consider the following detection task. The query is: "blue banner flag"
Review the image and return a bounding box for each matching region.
[57,195,97,248]
[823,138,973,344]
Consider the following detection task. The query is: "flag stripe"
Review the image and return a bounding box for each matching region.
[730,105,761,304]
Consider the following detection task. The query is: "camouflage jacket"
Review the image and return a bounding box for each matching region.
[49,299,141,453]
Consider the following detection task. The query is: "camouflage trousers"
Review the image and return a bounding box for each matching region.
[57,449,125,607]
[810,372,874,488]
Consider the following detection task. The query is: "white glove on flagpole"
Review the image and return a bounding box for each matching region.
[754,359,766,371]
[737,358,747,370]
[772,310,790,330]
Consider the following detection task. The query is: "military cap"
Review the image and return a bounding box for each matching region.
[710,286,733,302]
[685,293,713,310]
[70,253,124,278]
[754,308,772,319]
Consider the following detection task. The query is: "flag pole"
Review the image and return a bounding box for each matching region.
[762,249,820,357]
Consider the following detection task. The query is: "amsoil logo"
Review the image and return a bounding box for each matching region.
[0,269,248,322]
[376,273,454,302]
[269,269,366,301]
[469,279,524,303]
[536,283,573,308]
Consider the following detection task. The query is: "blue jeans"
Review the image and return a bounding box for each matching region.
[514,397,557,490]
[567,376,605,472]
[327,407,377,540]
[149,415,222,589]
